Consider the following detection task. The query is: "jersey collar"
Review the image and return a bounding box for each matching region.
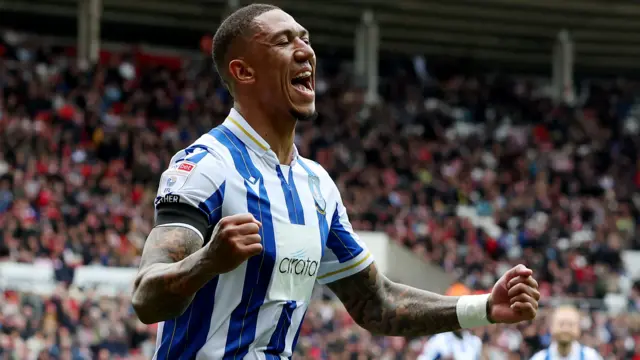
[222,108,300,166]
[223,108,270,157]
[549,341,580,357]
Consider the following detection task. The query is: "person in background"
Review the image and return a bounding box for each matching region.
[417,329,482,360]
[530,306,602,360]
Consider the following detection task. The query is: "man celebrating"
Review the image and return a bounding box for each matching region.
[131,4,541,359]
[530,306,602,360]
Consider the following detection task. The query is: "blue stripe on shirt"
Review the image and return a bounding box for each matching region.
[276,166,304,225]
[175,144,212,163]
[289,308,307,359]
[209,126,277,360]
[266,301,298,355]
[327,203,363,263]
[198,181,226,225]
[287,168,306,225]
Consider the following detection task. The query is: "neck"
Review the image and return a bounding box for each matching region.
[233,102,296,164]
[557,342,572,357]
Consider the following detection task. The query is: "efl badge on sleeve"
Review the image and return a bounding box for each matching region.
[166,176,177,188]
[161,172,188,194]
[308,175,326,212]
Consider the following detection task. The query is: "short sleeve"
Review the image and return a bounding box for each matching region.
[154,146,226,240]
[585,347,603,360]
[316,190,374,284]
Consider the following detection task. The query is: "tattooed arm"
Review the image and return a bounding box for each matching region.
[131,226,219,324]
[132,213,262,324]
[327,262,492,336]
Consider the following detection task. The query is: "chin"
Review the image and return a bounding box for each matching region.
[290,107,317,122]
[556,336,574,345]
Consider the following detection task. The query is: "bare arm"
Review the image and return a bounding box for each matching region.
[131,226,219,324]
[327,262,492,337]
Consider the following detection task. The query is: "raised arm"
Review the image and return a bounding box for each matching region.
[327,262,540,337]
[316,170,540,337]
[327,262,462,336]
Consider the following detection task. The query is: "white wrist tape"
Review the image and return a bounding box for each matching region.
[456,294,492,329]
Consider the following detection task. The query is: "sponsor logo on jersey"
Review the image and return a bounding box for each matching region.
[269,224,322,302]
[278,249,319,277]
[177,162,195,172]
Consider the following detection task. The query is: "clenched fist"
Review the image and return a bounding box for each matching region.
[206,213,262,274]
[488,264,540,324]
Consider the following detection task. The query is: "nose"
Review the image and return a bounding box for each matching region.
[293,39,315,63]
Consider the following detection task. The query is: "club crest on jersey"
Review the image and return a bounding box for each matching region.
[308,175,326,212]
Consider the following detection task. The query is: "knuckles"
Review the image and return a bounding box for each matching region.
[510,283,533,294]
[218,227,237,241]
[218,217,232,227]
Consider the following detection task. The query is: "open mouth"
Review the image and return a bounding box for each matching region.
[291,71,314,95]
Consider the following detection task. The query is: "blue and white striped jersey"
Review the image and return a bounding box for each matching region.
[529,342,602,360]
[151,108,374,360]
[417,331,482,360]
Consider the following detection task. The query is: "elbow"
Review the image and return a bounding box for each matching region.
[131,286,158,324]
[346,308,384,335]
[132,292,184,325]
[131,297,160,325]
[131,276,183,324]
[352,317,384,335]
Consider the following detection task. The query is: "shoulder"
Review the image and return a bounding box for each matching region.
[157,136,233,198]
[529,349,548,360]
[297,156,333,182]
[582,346,602,360]
[168,135,232,171]
[297,156,342,212]
[297,155,339,197]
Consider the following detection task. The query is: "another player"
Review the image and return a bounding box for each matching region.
[530,306,602,360]
[417,330,482,360]
[131,4,541,359]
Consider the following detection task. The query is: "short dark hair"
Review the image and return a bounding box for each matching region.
[212,3,279,90]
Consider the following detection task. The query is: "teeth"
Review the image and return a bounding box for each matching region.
[294,71,312,79]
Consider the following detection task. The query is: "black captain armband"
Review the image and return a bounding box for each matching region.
[155,202,211,243]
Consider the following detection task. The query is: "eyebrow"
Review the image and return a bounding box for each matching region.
[270,28,309,41]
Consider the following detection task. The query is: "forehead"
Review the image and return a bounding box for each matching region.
[253,9,306,37]
[552,309,580,322]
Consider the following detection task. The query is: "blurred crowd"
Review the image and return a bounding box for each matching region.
[1,29,640,359]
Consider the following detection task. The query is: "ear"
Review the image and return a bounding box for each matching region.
[228,59,255,86]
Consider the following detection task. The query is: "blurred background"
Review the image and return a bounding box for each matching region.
[1,0,640,359]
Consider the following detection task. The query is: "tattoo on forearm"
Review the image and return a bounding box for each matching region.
[327,264,461,337]
[132,226,209,323]
[139,226,202,266]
